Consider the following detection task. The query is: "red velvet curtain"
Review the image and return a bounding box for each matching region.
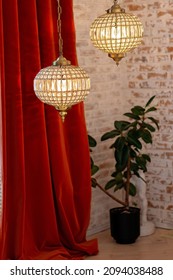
[0,0,98,259]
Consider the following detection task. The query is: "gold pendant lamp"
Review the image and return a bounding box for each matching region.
[90,0,144,65]
[33,0,90,121]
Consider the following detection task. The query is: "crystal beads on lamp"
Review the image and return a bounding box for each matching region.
[34,56,90,121]
[90,0,144,65]
[33,0,90,122]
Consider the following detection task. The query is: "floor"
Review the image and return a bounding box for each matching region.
[86,228,173,260]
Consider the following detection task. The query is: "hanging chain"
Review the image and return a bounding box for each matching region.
[57,0,63,55]
[53,0,71,66]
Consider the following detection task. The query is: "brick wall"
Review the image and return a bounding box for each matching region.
[73,0,173,234]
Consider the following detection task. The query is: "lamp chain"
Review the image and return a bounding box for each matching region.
[57,0,63,56]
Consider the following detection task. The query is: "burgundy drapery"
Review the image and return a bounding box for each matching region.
[0,0,98,259]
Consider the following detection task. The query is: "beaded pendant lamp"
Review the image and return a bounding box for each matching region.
[33,0,90,121]
[90,0,144,65]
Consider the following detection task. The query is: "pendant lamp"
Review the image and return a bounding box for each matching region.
[90,0,144,65]
[33,0,90,121]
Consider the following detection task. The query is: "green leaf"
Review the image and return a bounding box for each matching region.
[123,171,128,178]
[114,183,124,192]
[90,157,94,168]
[141,166,147,172]
[136,156,147,171]
[145,95,156,107]
[91,178,97,188]
[145,107,157,113]
[131,106,145,116]
[88,135,97,147]
[125,121,138,130]
[124,112,140,120]
[105,179,116,190]
[143,122,156,132]
[129,183,137,196]
[114,136,126,150]
[141,129,152,144]
[142,154,151,162]
[90,156,99,176]
[136,156,146,165]
[130,148,137,158]
[133,170,140,178]
[114,121,130,131]
[148,117,159,130]
[128,128,141,139]
[115,145,129,171]
[130,162,139,172]
[111,171,123,178]
[114,172,123,184]
[110,136,126,149]
[111,171,116,177]
[127,135,142,149]
[101,130,120,141]
[109,142,116,149]
[91,165,99,176]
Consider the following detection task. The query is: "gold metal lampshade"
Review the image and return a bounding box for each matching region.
[34,56,90,121]
[90,0,144,65]
[33,0,90,122]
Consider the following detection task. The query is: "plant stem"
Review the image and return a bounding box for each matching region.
[94,180,127,207]
[125,157,131,208]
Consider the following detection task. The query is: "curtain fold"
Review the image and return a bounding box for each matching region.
[0,0,98,260]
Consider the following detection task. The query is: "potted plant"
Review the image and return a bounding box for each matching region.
[89,95,159,244]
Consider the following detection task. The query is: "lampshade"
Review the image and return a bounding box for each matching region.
[34,56,90,121]
[33,0,90,121]
[90,0,144,65]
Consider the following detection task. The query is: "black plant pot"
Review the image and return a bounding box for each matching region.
[110,206,140,244]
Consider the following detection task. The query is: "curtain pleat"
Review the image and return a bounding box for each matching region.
[0,0,98,260]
